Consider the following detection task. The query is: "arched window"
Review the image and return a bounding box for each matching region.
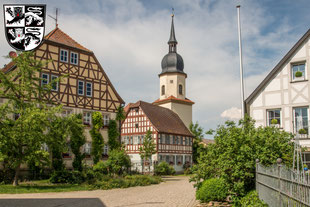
[179,84,183,95]
[161,85,165,95]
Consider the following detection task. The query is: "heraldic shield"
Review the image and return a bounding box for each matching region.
[3,4,46,51]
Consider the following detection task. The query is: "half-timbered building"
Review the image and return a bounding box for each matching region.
[1,26,124,167]
[121,101,193,172]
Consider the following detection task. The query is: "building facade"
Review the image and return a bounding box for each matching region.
[245,29,310,167]
[121,101,193,172]
[153,14,194,129]
[1,27,124,168]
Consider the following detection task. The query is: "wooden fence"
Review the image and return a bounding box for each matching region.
[256,159,310,207]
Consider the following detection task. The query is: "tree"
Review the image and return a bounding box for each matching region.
[90,111,104,164]
[190,115,294,197]
[68,113,86,171]
[46,115,69,171]
[189,122,204,163]
[115,106,125,143]
[0,52,60,186]
[139,130,156,173]
[108,119,120,150]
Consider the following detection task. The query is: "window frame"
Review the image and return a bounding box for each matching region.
[78,80,84,95]
[51,74,58,91]
[267,109,281,127]
[60,49,68,63]
[41,73,49,86]
[70,51,78,65]
[179,84,183,95]
[291,62,306,82]
[83,111,92,125]
[293,107,309,134]
[86,82,92,97]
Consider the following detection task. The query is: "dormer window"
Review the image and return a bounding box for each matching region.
[60,49,68,62]
[70,52,78,65]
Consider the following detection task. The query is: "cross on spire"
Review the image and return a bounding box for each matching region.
[48,8,59,28]
[168,8,177,53]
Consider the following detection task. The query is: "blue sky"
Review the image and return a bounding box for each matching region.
[1,0,310,136]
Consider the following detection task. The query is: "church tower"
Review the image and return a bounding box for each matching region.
[153,14,194,128]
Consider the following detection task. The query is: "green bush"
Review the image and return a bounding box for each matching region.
[93,161,108,174]
[0,167,15,184]
[92,175,162,190]
[49,170,86,184]
[299,128,307,134]
[196,178,228,203]
[154,161,176,175]
[240,191,268,207]
[106,149,131,176]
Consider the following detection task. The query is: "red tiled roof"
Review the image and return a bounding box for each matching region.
[44,27,91,52]
[153,95,195,105]
[127,101,193,137]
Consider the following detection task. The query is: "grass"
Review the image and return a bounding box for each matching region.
[0,180,93,194]
[0,175,163,194]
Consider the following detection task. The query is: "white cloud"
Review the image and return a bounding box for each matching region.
[221,107,242,120]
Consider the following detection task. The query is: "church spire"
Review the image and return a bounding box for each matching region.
[168,10,177,53]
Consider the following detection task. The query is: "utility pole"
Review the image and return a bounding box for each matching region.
[236,5,245,118]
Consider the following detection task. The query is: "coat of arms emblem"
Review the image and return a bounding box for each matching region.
[3,4,46,51]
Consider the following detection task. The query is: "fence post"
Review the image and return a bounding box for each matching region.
[277,158,282,207]
[256,159,259,193]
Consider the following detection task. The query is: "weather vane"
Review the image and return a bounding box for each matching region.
[48,8,59,28]
[171,8,174,17]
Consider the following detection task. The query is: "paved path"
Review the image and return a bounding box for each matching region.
[0,176,197,207]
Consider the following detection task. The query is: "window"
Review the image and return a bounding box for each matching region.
[165,134,170,144]
[70,52,78,65]
[170,80,173,83]
[294,107,308,134]
[180,136,183,145]
[41,73,49,86]
[86,82,92,97]
[179,84,183,95]
[292,63,306,81]
[161,85,165,95]
[267,109,281,126]
[133,136,138,144]
[62,109,71,117]
[185,137,188,145]
[78,80,84,95]
[83,112,91,125]
[135,123,139,128]
[103,114,110,126]
[51,75,58,91]
[103,145,109,155]
[84,143,91,155]
[60,49,68,62]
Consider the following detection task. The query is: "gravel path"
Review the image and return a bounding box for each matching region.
[0,176,197,207]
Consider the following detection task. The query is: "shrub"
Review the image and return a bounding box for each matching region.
[154,161,176,175]
[92,175,162,190]
[295,71,303,78]
[240,191,268,207]
[0,167,15,184]
[49,170,86,184]
[196,178,228,203]
[106,149,131,176]
[93,161,108,174]
[191,116,294,197]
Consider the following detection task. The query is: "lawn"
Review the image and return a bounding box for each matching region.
[0,180,93,194]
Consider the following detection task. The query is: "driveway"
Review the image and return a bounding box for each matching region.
[0,176,197,207]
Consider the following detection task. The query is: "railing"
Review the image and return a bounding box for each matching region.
[256,159,310,207]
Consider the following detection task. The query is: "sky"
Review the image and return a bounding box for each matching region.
[1,0,310,136]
